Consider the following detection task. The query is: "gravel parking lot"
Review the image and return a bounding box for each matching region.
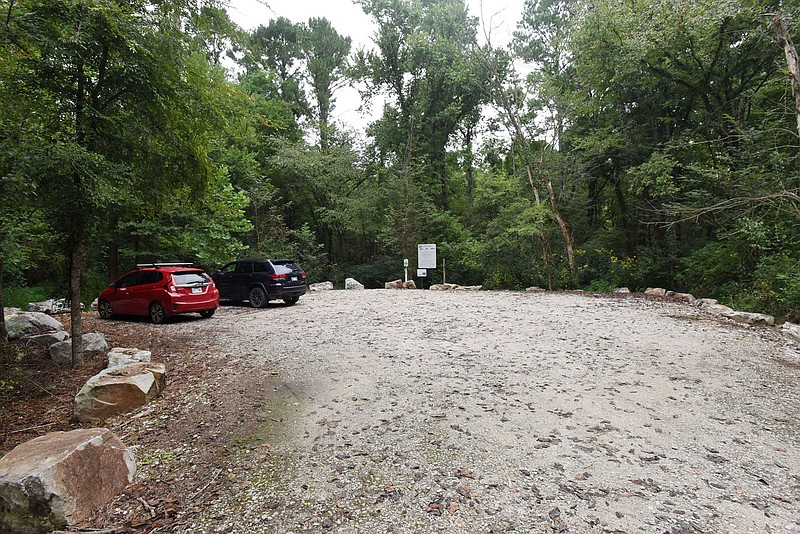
[98,289,800,533]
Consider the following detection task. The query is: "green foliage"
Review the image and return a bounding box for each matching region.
[583,280,616,292]
[575,248,639,289]
[750,254,800,322]
[2,286,55,310]
[0,346,25,395]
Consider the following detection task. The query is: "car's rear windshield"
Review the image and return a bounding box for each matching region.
[271,260,299,274]
[172,272,210,286]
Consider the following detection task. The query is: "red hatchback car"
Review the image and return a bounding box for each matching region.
[97,263,219,324]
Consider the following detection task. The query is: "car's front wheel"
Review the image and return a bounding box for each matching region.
[200,309,216,318]
[149,302,167,324]
[283,296,299,305]
[98,299,113,319]
[249,287,267,308]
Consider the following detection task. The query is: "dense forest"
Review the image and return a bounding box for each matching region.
[2,0,800,343]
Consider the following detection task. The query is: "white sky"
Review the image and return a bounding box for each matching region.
[225,0,526,132]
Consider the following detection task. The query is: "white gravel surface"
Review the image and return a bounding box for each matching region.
[181,289,800,533]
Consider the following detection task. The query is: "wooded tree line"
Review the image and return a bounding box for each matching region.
[2,0,800,358]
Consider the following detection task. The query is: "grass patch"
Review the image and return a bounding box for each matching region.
[3,286,55,309]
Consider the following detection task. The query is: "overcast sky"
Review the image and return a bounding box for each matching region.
[225,0,525,132]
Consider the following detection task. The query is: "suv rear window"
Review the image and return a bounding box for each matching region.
[271,260,299,274]
[172,272,210,287]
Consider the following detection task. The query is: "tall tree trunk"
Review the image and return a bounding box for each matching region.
[438,148,448,210]
[773,15,800,139]
[0,258,8,347]
[69,242,84,367]
[522,161,554,290]
[108,240,119,283]
[506,97,577,285]
[463,125,475,205]
[544,177,576,287]
[108,212,119,283]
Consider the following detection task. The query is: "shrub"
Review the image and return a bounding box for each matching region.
[583,280,616,292]
[2,285,54,309]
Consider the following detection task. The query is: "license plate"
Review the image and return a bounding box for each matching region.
[192,287,202,294]
[291,277,298,281]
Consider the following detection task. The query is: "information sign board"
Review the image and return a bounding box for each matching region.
[417,244,437,269]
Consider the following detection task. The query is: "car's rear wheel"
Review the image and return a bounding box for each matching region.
[149,302,167,324]
[199,309,215,318]
[98,299,113,319]
[283,296,299,305]
[249,287,267,308]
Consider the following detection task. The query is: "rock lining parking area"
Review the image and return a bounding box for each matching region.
[63,290,800,532]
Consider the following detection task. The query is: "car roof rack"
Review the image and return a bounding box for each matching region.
[135,262,194,268]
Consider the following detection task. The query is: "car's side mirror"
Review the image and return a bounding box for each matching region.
[215,269,222,275]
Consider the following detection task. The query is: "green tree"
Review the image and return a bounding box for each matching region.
[243,17,310,118]
[2,0,236,365]
[300,17,352,150]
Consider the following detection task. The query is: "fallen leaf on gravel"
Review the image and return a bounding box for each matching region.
[457,468,475,478]
[772,495,793,503]
[551,516,568,532]
[448,502,461,514]
[426,502,442,515]
[457,484,473,499]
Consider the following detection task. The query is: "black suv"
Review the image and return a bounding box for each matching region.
[212,259,306,307]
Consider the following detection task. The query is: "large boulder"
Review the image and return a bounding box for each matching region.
[645,287,667,297]
[430,283,459,291]
[27,299,70,315]
[345,278,365,290]
[403,280,417,289]
[666,291,696,304]
[782,322,800,343]
[696,298,719,307]
[721,310,775,326]
[25,331,70,350]
[74,362,167,422]
[309,281,334,292]
[0,428,135,533]
[107,347,152,369]
[385,280,404,289]
[701,303,736,316]
[5,312,63,340]
[454,285,482,291]
[48,333,109,367]
[82,332,108,352]
[613,287,631,294]
[526,286,546,292]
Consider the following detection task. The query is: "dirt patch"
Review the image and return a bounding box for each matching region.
[2,291,800,533]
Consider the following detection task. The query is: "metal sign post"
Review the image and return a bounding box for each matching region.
[417,268,427,289]
[403,258,409,282]
[417,244,436,289]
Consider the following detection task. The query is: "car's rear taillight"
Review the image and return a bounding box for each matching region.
[270,273,287,280]
[300,271,306,278]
